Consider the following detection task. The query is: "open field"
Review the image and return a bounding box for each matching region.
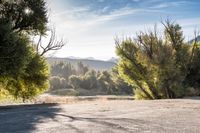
[0,97,200,133]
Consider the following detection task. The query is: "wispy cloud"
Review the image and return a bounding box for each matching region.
[51,5,164,30]
[48,0,196,34]
[45,0,200,59]
[101,6,109,13]
[98,0,105,2]
[132,0,141,2]
[50,0,189,28]
[53,6,90,17]
[178,18,200,27]
[150,1,190,9]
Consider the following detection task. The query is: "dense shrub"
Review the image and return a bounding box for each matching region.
[116,20,200,99]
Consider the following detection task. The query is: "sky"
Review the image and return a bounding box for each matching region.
[45,0,200,60]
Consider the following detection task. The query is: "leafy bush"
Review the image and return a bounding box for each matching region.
[116,20,200,99]
[0,0,50,101]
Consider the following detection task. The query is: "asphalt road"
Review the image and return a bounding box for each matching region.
[0,98,200,133]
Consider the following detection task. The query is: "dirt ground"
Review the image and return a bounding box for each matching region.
[0,97,200,133]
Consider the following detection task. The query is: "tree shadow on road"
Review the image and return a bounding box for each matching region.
[0,103,169,133]
[55,114,148,133]
[0,103,61,133]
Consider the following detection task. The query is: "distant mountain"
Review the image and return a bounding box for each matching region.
[47,57,116,70]
[67,56,95,60]
[189,35,200,44]
[85,57,96,60]
[108,57,118,63]
[67,56,82,59]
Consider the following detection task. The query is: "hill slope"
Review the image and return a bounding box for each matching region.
[189,35,200,44]
[47,57,116,70]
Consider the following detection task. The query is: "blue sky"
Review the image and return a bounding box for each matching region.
[45,0,200,60]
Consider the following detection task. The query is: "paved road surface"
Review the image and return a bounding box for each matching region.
[0,98,200,133]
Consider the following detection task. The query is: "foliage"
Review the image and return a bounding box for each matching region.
[1,54,49,101]
[111,67,133,95]
[116,20,200,99]
[51,61,133,96]
[50,76,67,90]
[185,43,200,90]
[51,62,76,81]
[0,0,48,34]
[0,20,32,77]
[81,70,98,90]
[76,62,89,75]
[69,75,82,89]
[0,0,50,100]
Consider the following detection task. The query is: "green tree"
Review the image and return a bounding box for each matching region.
[184,39,200,95]
[51,62,76,81]
[50,76,67,90]
[116,20,195,99]
[8,55,49,101]
[0,20,32,77]
[0,0,61,100]
[69,75,82,89]
[111,67,133,95]
[76,62,89,75]
[97,71,115,94]
[81,70,98,90]
[0,0,48,34]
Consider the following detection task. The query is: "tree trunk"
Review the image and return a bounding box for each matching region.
[145,81,161,99]
[135,80,154,99]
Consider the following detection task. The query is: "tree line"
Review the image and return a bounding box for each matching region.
[49,62,133,96]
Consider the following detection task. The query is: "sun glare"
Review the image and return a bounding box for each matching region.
[24,8,31,15]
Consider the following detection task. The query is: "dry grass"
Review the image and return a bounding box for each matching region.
[34,94,134,104]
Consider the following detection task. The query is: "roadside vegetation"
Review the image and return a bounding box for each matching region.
[116,21,200,99]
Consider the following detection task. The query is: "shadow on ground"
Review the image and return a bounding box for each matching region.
[0,103,147,133]
[55,114,146,133]
[1,98,200,133]
[0,104,61,133]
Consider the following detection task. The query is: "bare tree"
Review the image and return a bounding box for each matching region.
[36,28,65,56]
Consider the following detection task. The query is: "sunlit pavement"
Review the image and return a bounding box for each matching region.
[0,98,200,133]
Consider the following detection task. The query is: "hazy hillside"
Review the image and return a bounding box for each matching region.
[47,57,116,70]
[189,35,200,44]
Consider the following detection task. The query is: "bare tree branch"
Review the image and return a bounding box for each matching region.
[36,28,66,56]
